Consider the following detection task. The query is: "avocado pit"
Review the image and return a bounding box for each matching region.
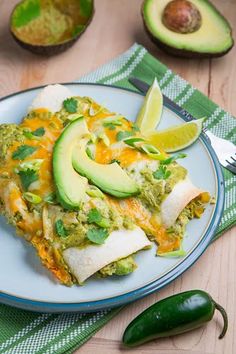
[162,0,202,34]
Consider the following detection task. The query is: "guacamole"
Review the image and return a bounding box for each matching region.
[0,124,25,163]
[99,255,137,277]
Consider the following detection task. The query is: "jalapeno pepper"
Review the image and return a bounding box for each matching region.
[123,290,228,347]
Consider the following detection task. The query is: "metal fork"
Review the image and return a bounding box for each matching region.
[128,77,236,175]
[204,131,236,174]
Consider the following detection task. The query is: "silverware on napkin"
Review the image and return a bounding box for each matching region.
[128,77,236,175]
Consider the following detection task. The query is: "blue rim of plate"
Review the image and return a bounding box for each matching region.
[0,83,225,313]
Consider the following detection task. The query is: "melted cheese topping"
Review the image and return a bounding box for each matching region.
[0,98,186,285]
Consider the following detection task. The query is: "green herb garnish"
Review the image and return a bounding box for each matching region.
[103,123,116,130]
[87,208,110,228]
[131,124,140,132]
[110,159,120,165]
[12,145,37,160]
[86,227,109,244]
[103,116,123,130]
[87,208,102,224]
[86,147,94,160]
[63,98,78,113]
[116,131,134,141]
[32,127,45,137]
[161,153,187,165]
[44,192,57,204]
[18,169,39,190]
[24,127,45,139]
[123,137,145,147]
[55,219,68,238]
[153,165,171,180]
[86,187,104,199]
[23,192,42,204]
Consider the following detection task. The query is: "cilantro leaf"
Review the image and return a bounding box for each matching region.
[32,127,45,137]
[24,128,45,139]
[103,122,116,130]
[12,145,37,160]
[87,208,102,224]
[63,98,78,113]
[55,219,68,238]
[86,227,109,244]
[18,169,39,190]
[116,131,134,141]
[153,165,171,180]
[161,153,187,165]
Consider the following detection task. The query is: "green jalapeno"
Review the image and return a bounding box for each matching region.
[123,290,228,347]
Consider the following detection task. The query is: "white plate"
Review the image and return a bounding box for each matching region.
[0,83,224,312]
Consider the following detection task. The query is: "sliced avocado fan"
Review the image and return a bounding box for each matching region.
[72,138,140,198]
[142,0,234,58]
[53,117,89,209]
[53,117,139,210]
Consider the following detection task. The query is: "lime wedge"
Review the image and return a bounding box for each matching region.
[136,78,163,134]
[146,119,204,152]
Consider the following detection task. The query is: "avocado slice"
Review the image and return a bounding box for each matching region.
[10,0,94,56]
[142,0,234,58]
[72,139,140,198]
[53,118,89,209]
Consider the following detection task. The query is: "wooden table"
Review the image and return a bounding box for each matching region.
[1,1,235,353]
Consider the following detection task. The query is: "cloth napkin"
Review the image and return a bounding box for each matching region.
[0,44,235,354]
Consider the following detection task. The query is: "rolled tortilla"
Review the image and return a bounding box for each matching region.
[161,176,203,228]
[63,227,152,283]
[28,84,72,113]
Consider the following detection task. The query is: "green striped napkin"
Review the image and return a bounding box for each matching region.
[0,44,235,354]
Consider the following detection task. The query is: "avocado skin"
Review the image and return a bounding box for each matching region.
[9,1,95,56]
[141,0,234,58]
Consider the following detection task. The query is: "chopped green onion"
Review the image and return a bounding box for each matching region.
[161,153,187,165]
[44,192,57,204]
[103,116,123,127]
[14,159,43,173]
[67,114,84,121]
[98,133,110,147]
[86,186,104,199]
[86,147,94,160]
[116,131,134,141]
[123,137,145,147]
[141,144,166,160]
[89,105,105,117]
[89,133,97,144]
[23,192,42,204]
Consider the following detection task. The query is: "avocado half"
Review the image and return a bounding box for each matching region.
[10,0,94,56]
[142,0,234,58]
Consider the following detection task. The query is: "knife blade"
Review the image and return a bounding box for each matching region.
[128,77,195,123]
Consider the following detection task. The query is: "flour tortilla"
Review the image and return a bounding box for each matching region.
[28,84,72,113]
[63,227,151,283]
[161,176,203,228]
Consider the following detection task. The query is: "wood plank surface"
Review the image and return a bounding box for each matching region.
[0,1,235,354]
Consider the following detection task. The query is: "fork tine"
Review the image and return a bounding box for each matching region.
[231,156,236,162]
[225,163,236,175]
[226,159,236,168]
